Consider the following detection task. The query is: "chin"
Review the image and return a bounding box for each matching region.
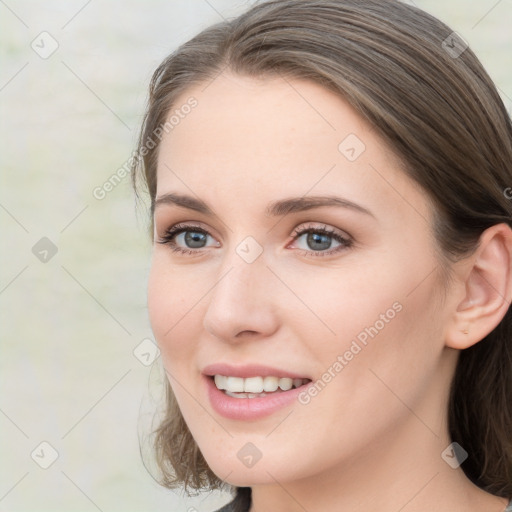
[200,445,308,487]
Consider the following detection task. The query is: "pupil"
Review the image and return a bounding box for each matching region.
[308,232,331,251]
[185,231,206,248]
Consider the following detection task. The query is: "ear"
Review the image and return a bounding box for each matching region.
[445,223,512,350]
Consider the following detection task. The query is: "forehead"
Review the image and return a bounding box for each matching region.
[160,72,367,162]
[155,72,429,223]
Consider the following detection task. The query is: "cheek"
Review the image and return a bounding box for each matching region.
[147,260,207,418]
[307,265,444,420]
[284,277,443,465]
[275,256,405,347]
[147,257,205,363]
[287,248,443,382]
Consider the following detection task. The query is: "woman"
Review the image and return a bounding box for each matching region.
[132,1,512,510]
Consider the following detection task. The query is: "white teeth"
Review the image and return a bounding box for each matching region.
[226,376,244,392]
[263,376,279,392]
[213,374,308,394]
[278,377,293,391]
[214,375,227,390]
[244,376,264,393]
[225,391,267,399]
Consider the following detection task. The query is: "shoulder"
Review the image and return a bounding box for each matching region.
[212,502,235,512]
[211,487,252,512]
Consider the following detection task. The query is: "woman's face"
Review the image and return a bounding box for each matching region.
[148,73,456,486]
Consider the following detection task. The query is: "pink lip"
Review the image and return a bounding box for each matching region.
[203,374,311,420]
[202,363,310,380]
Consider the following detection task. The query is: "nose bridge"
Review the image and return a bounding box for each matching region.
[202,242,278,341]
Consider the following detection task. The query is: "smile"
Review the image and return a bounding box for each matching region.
[214,375,311,398]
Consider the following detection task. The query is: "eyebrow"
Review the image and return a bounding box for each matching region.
[153,192,375,218]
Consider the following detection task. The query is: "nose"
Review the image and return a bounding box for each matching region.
[202,251,280,343]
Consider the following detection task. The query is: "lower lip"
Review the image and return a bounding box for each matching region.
[204,375,309,420]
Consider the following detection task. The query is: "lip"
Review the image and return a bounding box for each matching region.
[202,363,311,380]
[203,374,312,420]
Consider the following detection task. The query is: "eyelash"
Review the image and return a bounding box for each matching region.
[157,222,353,258]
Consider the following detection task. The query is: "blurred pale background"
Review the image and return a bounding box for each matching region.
[0,1,510,511]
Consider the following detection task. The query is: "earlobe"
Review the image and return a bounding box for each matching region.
[445,223,512,350]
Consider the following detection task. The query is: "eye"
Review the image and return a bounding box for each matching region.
[157,223,220,255]
[288,223,353,257]
[157,222,353,258]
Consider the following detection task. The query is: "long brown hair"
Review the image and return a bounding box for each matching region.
[132,0,512,498]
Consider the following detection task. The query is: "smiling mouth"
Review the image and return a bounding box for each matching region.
[211,374,312,398]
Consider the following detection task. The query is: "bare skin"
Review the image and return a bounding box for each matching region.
[148,72,512,512]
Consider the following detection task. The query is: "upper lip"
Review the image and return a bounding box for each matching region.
[202,363,311,380]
